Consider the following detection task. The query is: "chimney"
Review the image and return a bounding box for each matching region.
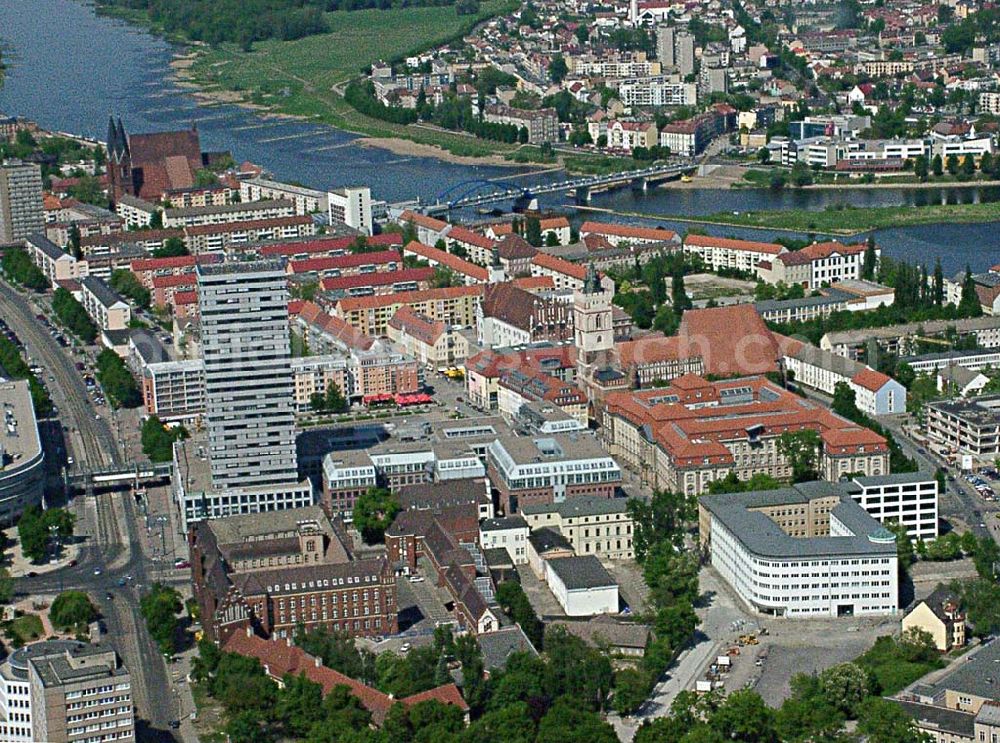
[314,656,322,667]
[245,626,253,638]
[286,637,293,647]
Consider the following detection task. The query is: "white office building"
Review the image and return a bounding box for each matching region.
[545,555,619,616]
[700,486,899,618]
[846,472,939,542]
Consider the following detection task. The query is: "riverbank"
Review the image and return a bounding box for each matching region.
[355,136,526,168]
[676,201,1000,235]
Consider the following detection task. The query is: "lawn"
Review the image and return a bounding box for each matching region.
[184,2,523,158]
[687,201,1000,235]
[3,613,44,646]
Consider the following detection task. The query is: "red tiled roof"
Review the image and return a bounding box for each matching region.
[776,241,866,266]
[404,240,488,281]
[222,631,467,726]
[260,233,401,258]
[388,305,447,345]
[580,222,677,240]
[131,254,221,272]
[400,210,450,231]
[447,226,494,250]
[677,305,780,376]
[684,234,785,255]
[497,234,537,260]
[531,252,587,281]
[511,275,554,291]
[290,300,375,351]
[320,267,434,293]
[336,285,482,313]
[851,367,893,393]
[152,273,196,289]
[289,250,401,274]
[173,290,198,306]
[128,128,202,201]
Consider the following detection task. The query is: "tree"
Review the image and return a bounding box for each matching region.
[946,153,960,175]
[95,349,142,408]
[325,382,348,413]
[141,415,187,462]
[961,154,975,178]
[862,235,878,280]
[980,151,994,176]
[710,690,778,743]
[139,582,183,654]
[495,581,544,648]
[52,287,97,343]
[959,266,983,317]
[932,153,943,176]
[536,697,618,743]
[352,487,400,544]
[885,521,915,571]
[757,147,771,163]
[857,697,927,743]
[933,258,944,306]
[913,154,928,181]
[628,489,695,561]
[68,224,82,259]
[276,673,325,737]
[18,506,75,563]
[462,702,536,743]
[549,54,568,84]
[50,591,98,630]
[525,216,542,247]
[0,568,12,606]
[818,663,870,717]
[790,161,813,187]
[110,269,151,309]
[777,429,821,482]
[152,237,189,258]
[671,271,692,315]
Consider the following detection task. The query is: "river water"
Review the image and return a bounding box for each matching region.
[1,0,998,273]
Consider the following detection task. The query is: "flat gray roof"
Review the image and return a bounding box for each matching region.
[701,483,897,559]
[521,495,630,518]
[0,380,42,468]
[547,555,617,590]
[165,198,292,218]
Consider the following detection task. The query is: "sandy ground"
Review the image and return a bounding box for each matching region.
[355,136,525,167]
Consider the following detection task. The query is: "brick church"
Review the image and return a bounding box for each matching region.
[106,117,215,204]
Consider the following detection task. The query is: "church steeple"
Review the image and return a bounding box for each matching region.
[583,262,600,294]
[488,243,506,284]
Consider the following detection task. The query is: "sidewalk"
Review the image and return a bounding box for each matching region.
[3,526,81,578]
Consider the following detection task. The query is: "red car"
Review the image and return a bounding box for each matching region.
[174,560,190,569]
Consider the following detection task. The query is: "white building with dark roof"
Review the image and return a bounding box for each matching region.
[699,484,899,618]
[545,555,619,616]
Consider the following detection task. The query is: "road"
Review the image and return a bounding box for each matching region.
[878,413,999,543]
[0,282,185,742]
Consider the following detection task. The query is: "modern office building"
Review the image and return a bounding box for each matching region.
[0,381,45,525]
[487,432,622,514]
[845,472,939,541]
[699,485,900,618]
[0,160,44,244]
[26,642,133,743]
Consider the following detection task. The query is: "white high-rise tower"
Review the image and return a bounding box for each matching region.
[198,260,300,490]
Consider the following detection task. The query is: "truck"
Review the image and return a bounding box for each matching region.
[716,655,732,668]
[696,680,712,693]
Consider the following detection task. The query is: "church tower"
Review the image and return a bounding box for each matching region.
[488,244,506,284]
[573,263,614,371]
[106,116,131,206]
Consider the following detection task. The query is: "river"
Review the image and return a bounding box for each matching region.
[0,0,998,273]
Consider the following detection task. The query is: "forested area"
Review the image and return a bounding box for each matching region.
[96,0,466,46]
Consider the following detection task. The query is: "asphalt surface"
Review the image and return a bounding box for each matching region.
[0,282,184,742]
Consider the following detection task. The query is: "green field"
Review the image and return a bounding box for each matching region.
[683,201,1000,235]
[183,2,530,158]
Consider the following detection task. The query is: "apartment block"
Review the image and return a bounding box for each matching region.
[241,177,327,216]
[163,199,294,228]
[80,276,131,332]
[328,186,373,235]
[0,160,44,244]
[926,396,1000,458]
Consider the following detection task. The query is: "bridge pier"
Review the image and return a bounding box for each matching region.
[631,176,648,192]
[574,186,591,203]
